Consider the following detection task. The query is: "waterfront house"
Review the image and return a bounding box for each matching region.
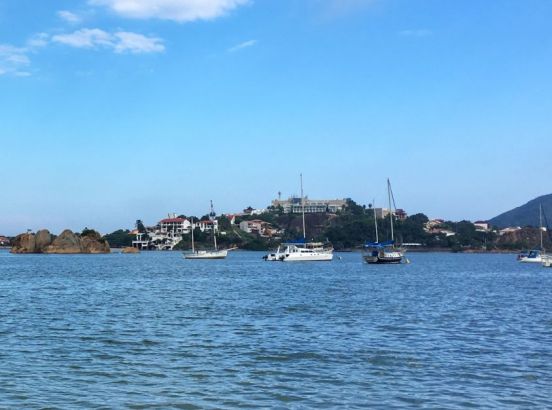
[131,213,219,251]
[159,215,192,235]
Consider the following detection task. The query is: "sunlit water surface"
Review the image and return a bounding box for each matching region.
[1,250,551,408]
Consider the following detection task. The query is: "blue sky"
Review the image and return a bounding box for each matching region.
[1,0,551,235]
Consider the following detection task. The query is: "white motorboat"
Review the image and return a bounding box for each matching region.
[279,241,333,262]
[518,249,544,263]
[362,179,407,264]
[519,204,547,264]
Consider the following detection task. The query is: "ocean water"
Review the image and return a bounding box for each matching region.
[0,250,551,409]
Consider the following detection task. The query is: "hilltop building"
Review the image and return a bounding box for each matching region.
[271,197,348,214]
[498,227,522,236]
[243,207,267,216]
[372,207,408,220]
[239,219,282,237]
[424,219,455,237]
[473,221,491,232]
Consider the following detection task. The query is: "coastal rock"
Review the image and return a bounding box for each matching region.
[44,229,82,254]
[10,233,36,253]
[121,246,139,254]
[11,229,110,254]
[81,230,110,254]
[35,229,53,250]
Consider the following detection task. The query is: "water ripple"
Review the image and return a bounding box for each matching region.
[1,250,551,408]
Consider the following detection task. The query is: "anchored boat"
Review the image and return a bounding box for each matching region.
[184,201,229,260]
[263,174,333,262]
[519,204,548,264]
[363,179,407,264]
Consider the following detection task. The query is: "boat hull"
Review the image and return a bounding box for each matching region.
[519,256,543,263]
[184,250,228,259]
[282,252,334,262]
[265,243,334,262]
[363,255,403,264]
[363,249,405,264]
[263,253,283,261]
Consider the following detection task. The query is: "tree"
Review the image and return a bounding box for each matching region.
[103,229,134,247]
[136,220,147,233]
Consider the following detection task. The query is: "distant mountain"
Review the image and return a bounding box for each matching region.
[489,194,552,228]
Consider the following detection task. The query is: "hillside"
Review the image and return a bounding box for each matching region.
[489,194,552,228]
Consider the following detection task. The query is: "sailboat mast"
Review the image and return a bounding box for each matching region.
[210,200,218,251]
[540,204,543,250]
[373,199,379,243]
[190,217,195,253]
[301,173,306,239]
[388,178,394,241]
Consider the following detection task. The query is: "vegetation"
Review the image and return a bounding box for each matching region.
[102,229,134,248]
[124,196,552,252]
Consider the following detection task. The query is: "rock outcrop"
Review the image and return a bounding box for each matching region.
[10,229,110,254]
[121,246,140,254]
[44,229,84,254]
[10,233,37,253]
[35,229,53,250]
[80,230,111,254]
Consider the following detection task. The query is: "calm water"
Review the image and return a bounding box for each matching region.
[1,250,551,409]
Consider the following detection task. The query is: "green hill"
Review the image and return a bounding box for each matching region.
[489,194,552,228]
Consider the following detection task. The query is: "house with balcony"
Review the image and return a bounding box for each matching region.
[132,213,219,251]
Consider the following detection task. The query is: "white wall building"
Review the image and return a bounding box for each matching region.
[132,213,219,250]
[272,197,348,214]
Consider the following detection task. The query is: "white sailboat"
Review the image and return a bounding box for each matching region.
[519,204,545,264]
[184,201,228,260]
[265,174,333,262]
[363,179,406,264]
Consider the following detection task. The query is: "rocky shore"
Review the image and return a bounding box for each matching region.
[10,229,110,254]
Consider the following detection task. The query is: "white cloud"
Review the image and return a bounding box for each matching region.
[52,28,113,48]
[398,29,433,37]
[58,10,83,24]
[0,44,31,76]
[315,0,378,19]
[27,33,50,48]
[113,32,165,53]
[52,28,164,54]
[88,0,249,22]
[228,39,257,53]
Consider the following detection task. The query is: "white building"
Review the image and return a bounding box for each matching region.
[499,227,522,236]
[473,221,491,232]
[239,219,277,237]
[159,216,192,234]
[132,213,219,250]
[272,197,348,214]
